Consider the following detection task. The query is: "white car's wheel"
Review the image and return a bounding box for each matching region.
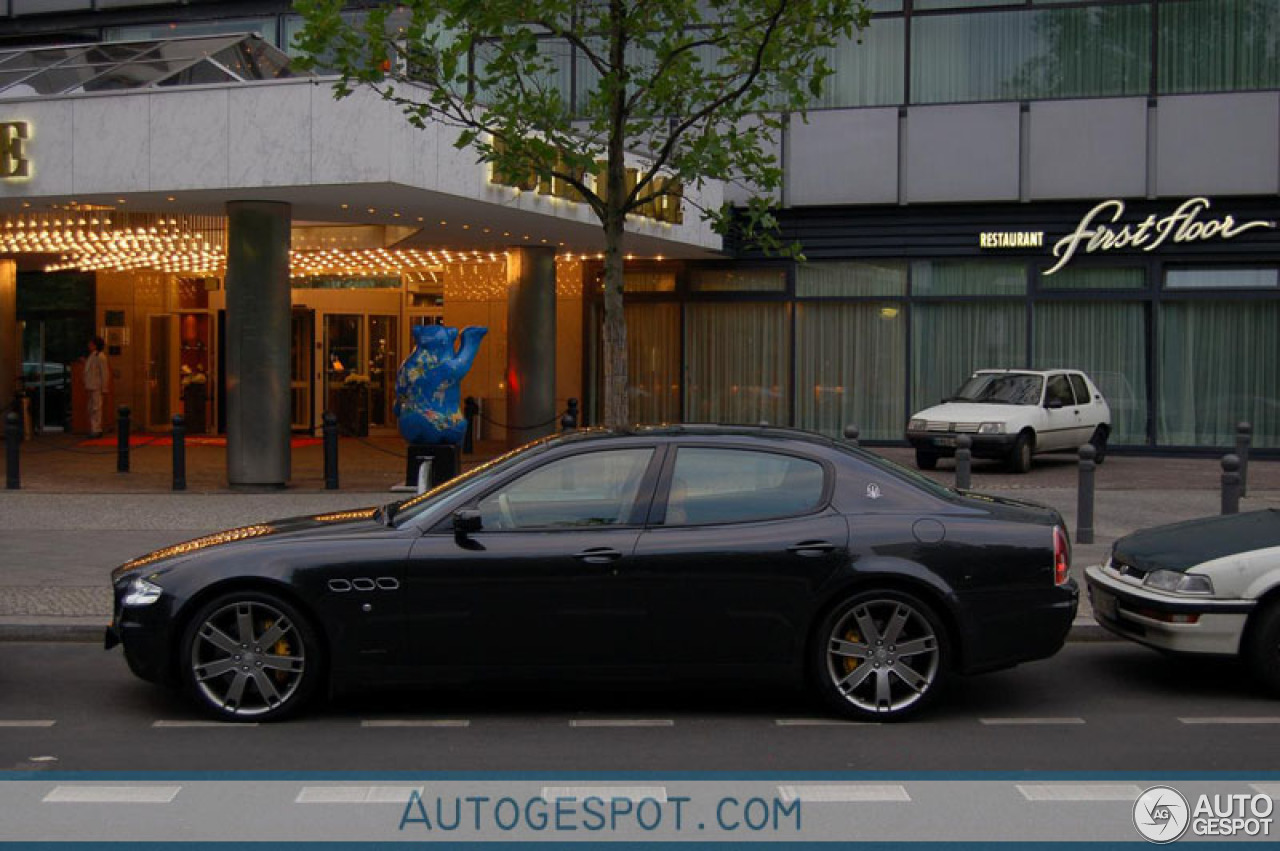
[1247,601,1280,696]
[1008,432,1034,474]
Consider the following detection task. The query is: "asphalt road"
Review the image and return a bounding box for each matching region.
[2,641,1278,773]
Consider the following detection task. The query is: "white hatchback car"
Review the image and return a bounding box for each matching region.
[906,369,1111,473]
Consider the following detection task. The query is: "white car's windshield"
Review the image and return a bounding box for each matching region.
[951,374,1043,406]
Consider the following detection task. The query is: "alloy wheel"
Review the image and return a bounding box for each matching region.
[189,599,307,718]
[825,597,941,715]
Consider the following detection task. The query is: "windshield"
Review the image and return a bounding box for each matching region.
[389,438,552,527]
[951,373,1043,406]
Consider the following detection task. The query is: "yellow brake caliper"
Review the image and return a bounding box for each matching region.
[262,619,293,684]
[842,629,862,674]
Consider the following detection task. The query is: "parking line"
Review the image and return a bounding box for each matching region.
[980,717,1086,726]
[0,720,56,727]
[152,720,259,728]
[542,786,668,803]
[361,719,470,728]
[775,718,880,727]
[569,719,674,728]
[44,786,181,804]
[295,786,424,804]
[1178,717,1280,725]
[1017,784,1141,802]
[778,784,911,803]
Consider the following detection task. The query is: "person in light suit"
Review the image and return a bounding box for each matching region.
[84,335,110,438]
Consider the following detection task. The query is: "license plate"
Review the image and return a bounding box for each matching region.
[934,437,956,448]
[1092,587,1118,620]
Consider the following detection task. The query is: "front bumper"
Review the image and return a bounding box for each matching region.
[1084,565,1253,656]
[906,431,1018,459]
[105,583,178,685]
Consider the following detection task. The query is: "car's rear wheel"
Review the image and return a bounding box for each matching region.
[180,590,322,722]
[1008,431,1034,474]
[1246,600,1280,696]
[1090,426,1109,465]
[915,450,939,471]
[813,591,948,721]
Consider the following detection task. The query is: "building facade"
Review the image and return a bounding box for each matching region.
[1,0,1277,485]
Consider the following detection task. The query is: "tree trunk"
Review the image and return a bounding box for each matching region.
[600,213,629,428]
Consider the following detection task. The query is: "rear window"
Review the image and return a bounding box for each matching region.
[664,448,824,526]
[1069,374,1090,404]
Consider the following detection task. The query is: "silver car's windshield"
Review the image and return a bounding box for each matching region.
[952,374,1043,406]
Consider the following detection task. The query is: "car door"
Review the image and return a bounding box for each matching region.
[1040,373,1078,451]
[1069,372,1103,440]
[404,444,664,676]
[630,443,849,675]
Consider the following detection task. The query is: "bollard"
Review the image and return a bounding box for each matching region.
[323,411,339,490]
[954,435,972,490]
[1221,454,1241,516]
[5,411,19,490]
[1237,422,1252,498]
[171,414,186,491]
[416,458,431,495]
[116,405,131,473]
[560,397,580,431]
[1077,443,1096,544]
[463,396,479,454]
[843,425,860,448]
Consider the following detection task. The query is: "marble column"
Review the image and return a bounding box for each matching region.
[0,260,15,414]
[505,247,557,448]
[225,201,291,487]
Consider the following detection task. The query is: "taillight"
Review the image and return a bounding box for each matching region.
[1052,525,1071,585]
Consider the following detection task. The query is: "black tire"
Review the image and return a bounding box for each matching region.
[915,450,939,471]
[179,590,323,722]
[1090,426,1109,465]
[812,590,949,722]
[1008,431,1034,474]
[1246,600,1280,697]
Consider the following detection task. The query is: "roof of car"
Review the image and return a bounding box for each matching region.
[545,424,844,450]
[974,368,1084,377]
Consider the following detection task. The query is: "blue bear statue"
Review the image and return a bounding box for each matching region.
[394,324,487,445]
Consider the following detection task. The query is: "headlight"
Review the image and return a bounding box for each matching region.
[122,576,164,607]
[908,418,926,431]
[978,422,1005,434]
[1143,570,1213,595]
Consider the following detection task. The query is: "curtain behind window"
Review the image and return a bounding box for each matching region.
[684,303,791,425]
[912,302,1025,413]
[1159,0,1280,93]
[625,302,681,425]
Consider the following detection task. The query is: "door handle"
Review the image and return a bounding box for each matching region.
[573,547,623,564]
[788,540,836,556]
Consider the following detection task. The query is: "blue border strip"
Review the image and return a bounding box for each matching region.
[2,770,1279,781]
[0,843,1255,850]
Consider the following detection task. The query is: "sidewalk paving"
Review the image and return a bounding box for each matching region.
[2,432,1277,644]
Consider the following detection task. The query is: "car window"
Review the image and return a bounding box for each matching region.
[476,448,654,530]
[1046,374,1074,407]
[1069,374,1090,405]
[953,373,1043,405]
[663,448,824,526]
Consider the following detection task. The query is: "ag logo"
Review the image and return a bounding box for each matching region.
[1134,786,1190,843]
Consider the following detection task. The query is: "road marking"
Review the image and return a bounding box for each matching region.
[1179,717,1280,725]
[44,786,181,804]
[361,719,470,728]
[1018,784,1141,802]
[1250,784,1280,798]
[152,720,259,728]
[980,717,1086,726]
[775,718,880,727]
[295,786,424,804]
[542,786,668,803]
[778,784,910,803]
[0,720,56,727]
[569,719,674,728]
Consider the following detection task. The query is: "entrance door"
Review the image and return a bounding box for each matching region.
[146,314,179,430]
[20,319,76,432]
[290,309,315,432]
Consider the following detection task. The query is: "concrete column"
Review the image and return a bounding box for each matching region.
[225,201,291,487]
[505,247,557,448]
[0,260,15,413]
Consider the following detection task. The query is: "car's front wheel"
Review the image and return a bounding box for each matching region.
[1008,431,1034,474]
[1246,600,1280,697]
[813,591,948,721]
[180,590,323,722]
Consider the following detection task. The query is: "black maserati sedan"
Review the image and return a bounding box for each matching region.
[106,426,1077,722]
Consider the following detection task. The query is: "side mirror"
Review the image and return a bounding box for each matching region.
[1046,399,1064,410]
[452,509,482,538]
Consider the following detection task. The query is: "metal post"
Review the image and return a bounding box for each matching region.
[5,411,19,490]
[416,458,431,495]
[955,434,972,491]
[1221,454,1241,516]
[1236,422,1252,499]
[843,425,860,448]
[1077,444,1096,545]
[323,411,339,490]
[560,398,579,431]
[116,405,130,473]
[171,414,186,492]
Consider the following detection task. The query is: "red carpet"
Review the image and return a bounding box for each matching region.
[78,435,323,448]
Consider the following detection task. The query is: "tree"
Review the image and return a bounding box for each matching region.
[293,0,869,427]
